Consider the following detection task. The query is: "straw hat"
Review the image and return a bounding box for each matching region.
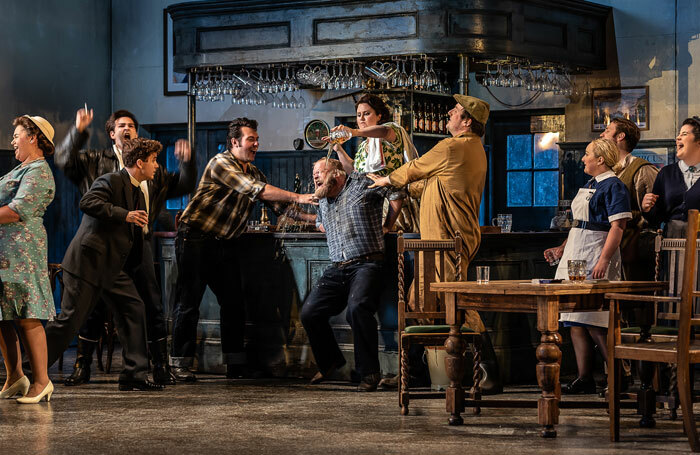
[453,94,490,125]
[23,115,54,145]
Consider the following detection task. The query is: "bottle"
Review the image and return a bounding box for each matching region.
[328,130,351,144]
[417,102,425,132]
[438,104,446,134]
[393,102,403,128]
[442,105,449,134]
[413,102,420,132]
[431,103,438,133]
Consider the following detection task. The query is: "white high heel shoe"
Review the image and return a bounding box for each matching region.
[17,381,53,404]
[0,376,30,398]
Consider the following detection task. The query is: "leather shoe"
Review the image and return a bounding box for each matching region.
[171,367,196,382]
[118,379,166,391]
[65,339,96,387]
[358,373,381,392]
[562,376,596,394]
[379,375,398,389]
[309,360,346,385]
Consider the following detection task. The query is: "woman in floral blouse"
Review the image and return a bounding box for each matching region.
[330,94,420,232]
[0,115,56,403]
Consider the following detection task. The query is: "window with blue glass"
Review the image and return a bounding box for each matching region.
[165,143,190,210]
[507,132,560,207]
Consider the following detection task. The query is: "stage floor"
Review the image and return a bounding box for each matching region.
[0,347,694,454]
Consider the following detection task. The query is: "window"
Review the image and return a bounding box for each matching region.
[506,132,560,207]
[164,143,192,210]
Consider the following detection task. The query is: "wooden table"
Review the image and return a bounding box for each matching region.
[430,280,667,438]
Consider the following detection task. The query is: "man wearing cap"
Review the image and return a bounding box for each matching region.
[47,108,195,386]
[368,94,502,393]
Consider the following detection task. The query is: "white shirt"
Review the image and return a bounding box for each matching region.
[115,144,149,234]
[678,160,700,190]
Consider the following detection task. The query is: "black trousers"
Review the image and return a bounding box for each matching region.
[45,270,149,381]
[78,240,167,343]
[170,225,245,368]
[300,260,383,377]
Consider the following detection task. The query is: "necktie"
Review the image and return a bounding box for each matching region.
[689,166,696,173]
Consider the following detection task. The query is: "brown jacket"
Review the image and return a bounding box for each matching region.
[389,131,487,332]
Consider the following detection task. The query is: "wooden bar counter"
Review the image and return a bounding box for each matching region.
[157,230,568,377]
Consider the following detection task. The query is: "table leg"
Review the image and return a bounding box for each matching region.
[536,296,562,438]
[445,291,466,426]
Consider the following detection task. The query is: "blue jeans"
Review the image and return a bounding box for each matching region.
[300,260,383,377]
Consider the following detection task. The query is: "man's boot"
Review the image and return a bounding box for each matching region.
[477,332,503,395]
[151,338,176,385]
[65,339,96,386]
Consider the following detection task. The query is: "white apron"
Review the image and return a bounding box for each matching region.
[555,187,622,328]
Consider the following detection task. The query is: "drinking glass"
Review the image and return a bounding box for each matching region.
[491,214,513,233]
[567,260,587,282]
[476,266,490,284]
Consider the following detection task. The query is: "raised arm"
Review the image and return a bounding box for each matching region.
[162,139,197,200]
[54,108,93,183]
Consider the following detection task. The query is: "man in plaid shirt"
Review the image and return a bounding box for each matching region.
[170,118,315,381]
[301,158,403,392]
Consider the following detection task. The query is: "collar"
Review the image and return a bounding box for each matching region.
[678,160,700,173]
[126,169,141,187]
[613,153,636,172]
[225,150,254,174]
[594,170,615,182]
[112,144,122,157]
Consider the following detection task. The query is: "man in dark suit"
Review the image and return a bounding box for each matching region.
[52,107,194,385]
[45,138,167,390]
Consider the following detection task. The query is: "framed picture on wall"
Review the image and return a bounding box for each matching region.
[163,9,188,96]
[591,86,649,132]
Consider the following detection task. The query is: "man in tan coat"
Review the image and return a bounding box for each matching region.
[369,94,501,392]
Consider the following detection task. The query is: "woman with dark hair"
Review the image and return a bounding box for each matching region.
[642,117,700,236]
[331,94,418,176]
[0,115,56,403]
[328,94,420,232]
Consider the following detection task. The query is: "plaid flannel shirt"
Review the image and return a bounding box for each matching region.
[317,171,403,262]
[180,151,266,239]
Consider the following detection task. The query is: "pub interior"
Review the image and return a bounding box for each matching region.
[3,0,700,453]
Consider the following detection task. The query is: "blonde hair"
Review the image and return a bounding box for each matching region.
[589,138,618,169]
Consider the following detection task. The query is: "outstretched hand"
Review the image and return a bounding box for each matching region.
[367,173,391,189]
[296,193,319,205]
[174,138,191,162]
[76,107,94,133]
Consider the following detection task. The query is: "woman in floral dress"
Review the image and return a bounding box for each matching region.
[0,115,56,403]
[330,94,420,232]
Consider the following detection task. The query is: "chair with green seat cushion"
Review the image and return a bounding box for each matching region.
[397,231,481,416]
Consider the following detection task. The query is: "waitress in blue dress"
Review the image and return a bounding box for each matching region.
[544,138,631,394]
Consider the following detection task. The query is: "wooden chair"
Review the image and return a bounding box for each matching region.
[96,308,118,373]
[397,231,481,416]
[617,228,700,419]
[48,263,64,371]
[606,209,700,452]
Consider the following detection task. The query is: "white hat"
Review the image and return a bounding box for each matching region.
[23,115,54,145]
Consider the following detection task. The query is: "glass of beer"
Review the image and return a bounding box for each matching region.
[567,260,587,282]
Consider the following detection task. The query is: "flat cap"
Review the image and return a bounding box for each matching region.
[453,94,490,126]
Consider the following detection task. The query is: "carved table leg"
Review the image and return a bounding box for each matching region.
[445,292,466,426]
[536,296,562,438]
